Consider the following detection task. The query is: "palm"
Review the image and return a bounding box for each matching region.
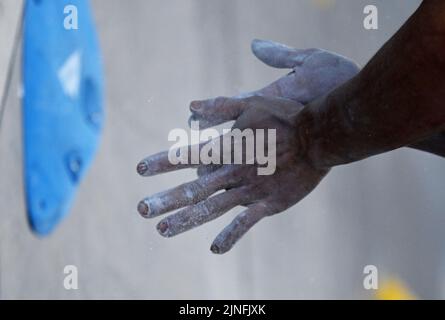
[190,39,360,129]
[253,39,360,103]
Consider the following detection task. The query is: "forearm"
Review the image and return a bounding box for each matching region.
[409,132,445,157]
[297,0,445,168]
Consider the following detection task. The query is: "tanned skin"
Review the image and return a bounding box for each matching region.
[298,0,445,168]
[137,0,445,254]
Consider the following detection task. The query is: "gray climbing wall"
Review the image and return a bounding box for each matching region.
[2,0,445,299]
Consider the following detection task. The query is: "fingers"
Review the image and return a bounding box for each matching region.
[137,150,191,177]
[197,164,221,177]
[138,167,240,218]
[156,187,252,238]
[251,39,318,69]
[137,128,246,177]
[137,140,210,177]
[210,203,271,254]
[189,96,249,129]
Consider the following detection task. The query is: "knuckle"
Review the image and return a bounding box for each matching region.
[214,96,228,108]
[184,180,204,200]
[258,201,280,216]
[198,201,213,216]
[244,95,265,105]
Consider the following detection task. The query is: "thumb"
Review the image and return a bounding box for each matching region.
[251,39,316,69]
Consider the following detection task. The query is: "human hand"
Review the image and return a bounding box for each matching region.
[191,39,359,177]
[136,39,357,254]
[189,39,360,130]
[137,96,329,254]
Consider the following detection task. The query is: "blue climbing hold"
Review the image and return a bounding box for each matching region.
[23,0,104,235]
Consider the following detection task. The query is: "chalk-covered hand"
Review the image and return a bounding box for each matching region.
[136,40,357,254]
[137,96,329,254]
[189,39,360,129]
[191,39,359,179]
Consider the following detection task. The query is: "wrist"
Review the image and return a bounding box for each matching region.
[293,99,330,170]
[293,92,357,170]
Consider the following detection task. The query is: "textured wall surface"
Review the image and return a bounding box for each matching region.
[3,0,445,299]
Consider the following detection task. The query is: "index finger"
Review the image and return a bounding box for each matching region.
[137,135,228,177]
[137,146,199,177]
[189,96,250,129]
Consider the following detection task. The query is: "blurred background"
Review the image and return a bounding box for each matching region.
[2,0,445,299]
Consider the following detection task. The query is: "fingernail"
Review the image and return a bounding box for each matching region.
[157,220,169,236]
[137,161,148,175]
[210,243,221,254]
[137,200,150,218]
[190,101,202,111]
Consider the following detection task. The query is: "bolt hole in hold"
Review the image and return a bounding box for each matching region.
[65,151,83,183]
[82,77,103,130]
[38,199,47,210]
